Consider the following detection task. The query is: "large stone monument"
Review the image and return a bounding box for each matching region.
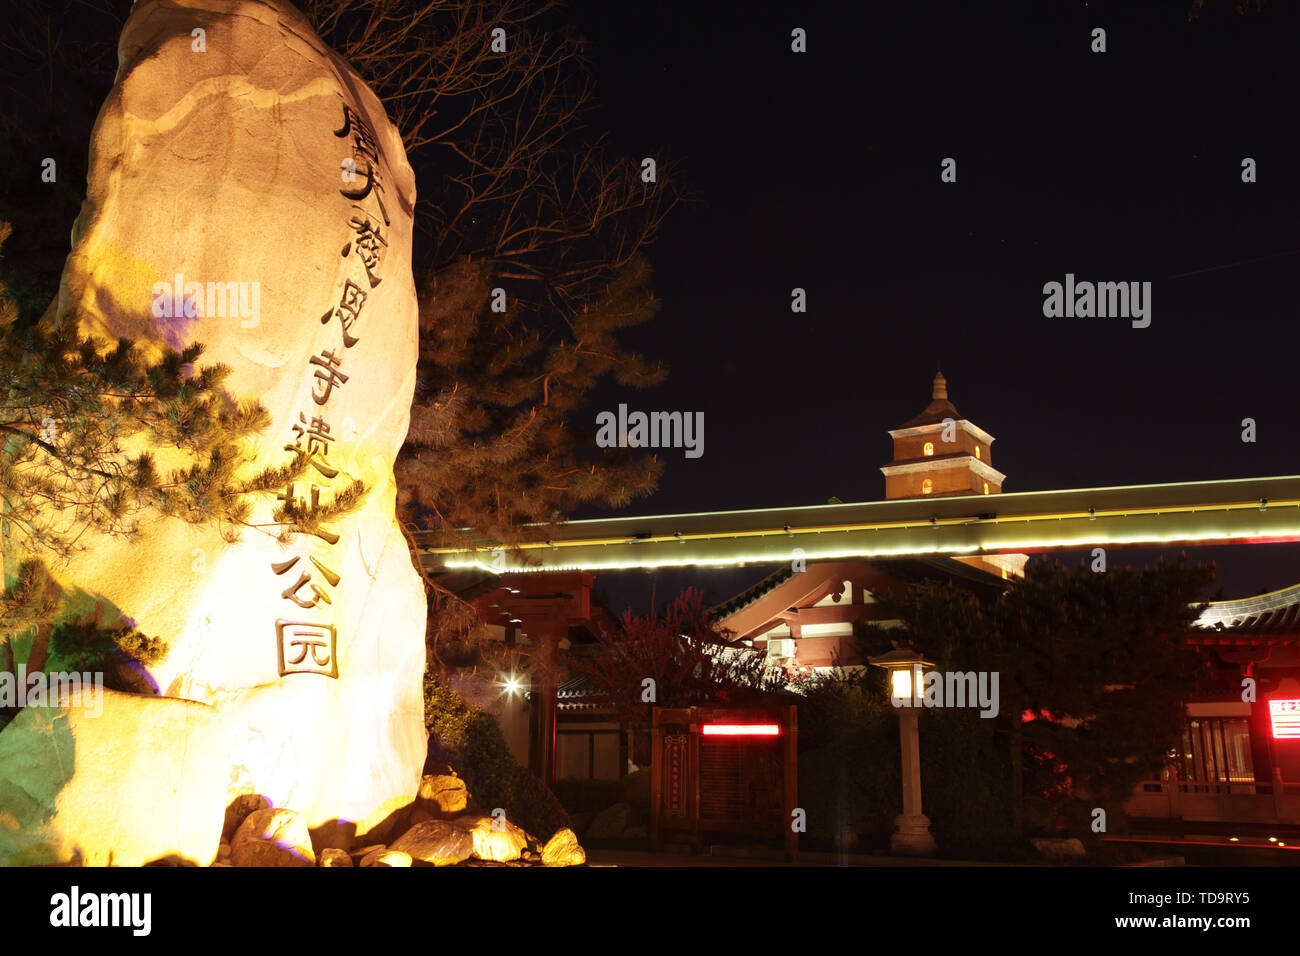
[0,0,427,862]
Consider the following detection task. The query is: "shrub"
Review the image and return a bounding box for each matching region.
[917,707,1023,860]
[552,777,626,814]
[796,677,898,848]
[794,669,1025,859]
[423,668,572,840]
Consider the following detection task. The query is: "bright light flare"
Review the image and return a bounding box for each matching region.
[499,673,523,696]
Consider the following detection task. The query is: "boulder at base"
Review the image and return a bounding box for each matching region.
[0,689,226,866]
[454,813,528,862]
[390,820,474,866]
[319,847,353,867]
[586,803,630,841]
[360,848,412,867]
[416,773,468,816]
[230,808,316,867]
[541,828,586,867]
[223,793,271,842]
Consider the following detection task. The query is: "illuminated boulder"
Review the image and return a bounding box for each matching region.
[541,828,586,867]
[389,820,475,866]
[27,0,427,852]
[230,807,316,867]
[453,813,529,862]
[360,848,412,867]
[416,773,469,816]
[0,690,226,867]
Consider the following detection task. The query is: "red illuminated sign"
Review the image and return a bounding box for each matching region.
[1269,699,1300,739]
[701,724,780,736]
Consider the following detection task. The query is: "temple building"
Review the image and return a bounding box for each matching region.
[442,371,1026,779]
[1124,585,1300,838]
[432,371,1300,848]
[713,371,1026,673]
[880,370,1004,500]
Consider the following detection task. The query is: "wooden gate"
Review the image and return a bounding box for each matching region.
[650,705,798,861]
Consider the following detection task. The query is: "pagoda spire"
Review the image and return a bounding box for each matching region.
[932,370,948,401]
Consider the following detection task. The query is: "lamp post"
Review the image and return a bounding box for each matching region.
[869,647,937,856]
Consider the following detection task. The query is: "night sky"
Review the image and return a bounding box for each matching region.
[564,0,1300,614]
[5,1,1299,615]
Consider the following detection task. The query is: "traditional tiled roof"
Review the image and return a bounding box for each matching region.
[1194,584,1300,635]
[885,452,976,469]
[710,566,796,619]
[556,672,609,711]
[899,400,962,429]
[710,554,1008,622]
[430,568,501,601]
[555,643,612,711]
[868,555,1010,593]
[897,371,962,429]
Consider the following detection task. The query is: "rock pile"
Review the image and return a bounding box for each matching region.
[216,771,586,868]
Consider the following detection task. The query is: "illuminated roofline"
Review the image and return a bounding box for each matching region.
[427,496,1300,555]
[1201,581,1300,607]
[412,474,1300,537]
[888,420,996,446]
[419,475,1300,573]
[880,456,1006,484]
[438,524,1300,574]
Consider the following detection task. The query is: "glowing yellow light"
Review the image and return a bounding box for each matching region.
[983,482,990,495]
[1229,837,1239,842]
[975,445,981,460]
[1269,836,1279,843]
[923,442,934,456]
[424,481,1300,554]
[424,476,1300,573]
[921,478,933,495]
[891,669,913,700]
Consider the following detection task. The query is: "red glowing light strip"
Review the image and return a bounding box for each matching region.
[1269,700,1300,739]
[701,724,780,736]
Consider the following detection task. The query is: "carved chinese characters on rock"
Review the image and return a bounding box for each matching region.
[336,104,389,226]
[320,281,366,349]
[310,349,349,404]
[269,98,394,680]
[343,212,387,289]
[276,620,339,679]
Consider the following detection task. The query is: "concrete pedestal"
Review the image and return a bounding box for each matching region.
[891,812,937,856]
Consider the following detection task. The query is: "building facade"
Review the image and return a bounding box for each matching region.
[439,372,1300,847]
[1124,585,1300,835]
